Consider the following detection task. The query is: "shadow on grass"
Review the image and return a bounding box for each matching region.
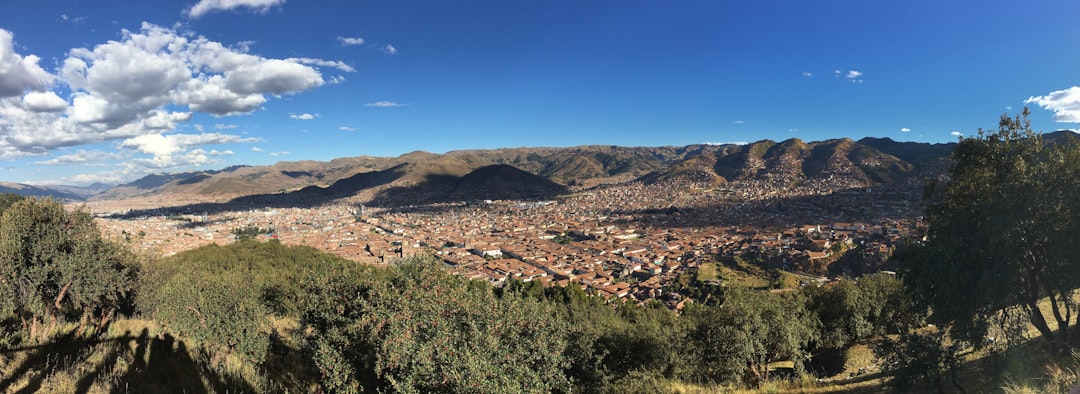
[0,325,301,393]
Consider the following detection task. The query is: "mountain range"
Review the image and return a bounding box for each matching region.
[1,134,1013,203]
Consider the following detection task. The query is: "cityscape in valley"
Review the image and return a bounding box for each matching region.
[77,135,963,306]
[6,1,1080,392]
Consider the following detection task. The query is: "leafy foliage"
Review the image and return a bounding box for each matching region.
[302,258,571,394]
[137,239,355,365]
[691,287,819,387]
[0,197,136,342]
[908,109,1080,354]
[801,273,923,351]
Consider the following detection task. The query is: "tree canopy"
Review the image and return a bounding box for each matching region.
[906,108,1080,354]
[0,197,136,342]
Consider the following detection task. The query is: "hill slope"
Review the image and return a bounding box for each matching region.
[89,138,957,205]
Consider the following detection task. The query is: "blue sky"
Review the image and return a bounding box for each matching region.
[1,0,1080,185]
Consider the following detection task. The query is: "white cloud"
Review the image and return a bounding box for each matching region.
[119,132,258,157]
[0,29,54,97]
[116,132,257,171]
[250,146,264,152]
[1026,87,1080,122]
[21,91,67,113]
[269,150,290,156]
[213,123,238,129]
[383,44,398,55]
[339,126,356,131]
[733,120,745,124]
[128,150,215,169]
[34,149,123,166]
[834,69,863,83]
[289,57,355,72]
[59,14,88,24]
[365,100,409,107]
[0,23,345,160]
[187,0,286,18]
[950,131,963,137]
[337,36,364,46]
[221,59,323,95]
[900,127,911,132]
[51,168,144,186]
[289,113,316,120]
[802,72,812,77]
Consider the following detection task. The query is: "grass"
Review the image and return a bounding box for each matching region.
[718,258,772,289]
[0,318,319,394]
[696,262,718,282]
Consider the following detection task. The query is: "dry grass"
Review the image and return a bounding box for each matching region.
[0,318,317,394]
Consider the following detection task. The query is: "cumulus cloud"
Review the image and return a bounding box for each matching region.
[1026,87,1080,122]
[383,44,398,55]
[802,72,812,77]
[269,151,290,156]
[250,146,264,152]
[289,113,316,120]
[0,29,54,97]
[21,92,67,113]
[34,149,123,166]
[0,22,346,162]
[900,127,911,132]
[337,36,364,46]
[733,120,745,124]
[119,132,258,157]
[116,132,257,171]
[845,70,862,79]
[187,0,286,18]
[339,126,356,131]
[365,101,408,107]
[213,123,238,129]
[951,131,963,137]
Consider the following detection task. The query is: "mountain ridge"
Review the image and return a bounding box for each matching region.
[87,137,957,204]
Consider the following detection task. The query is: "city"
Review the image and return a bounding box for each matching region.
[89,174,925,308]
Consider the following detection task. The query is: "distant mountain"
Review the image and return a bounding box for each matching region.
[1042,130,1080,144]
[857,137,956,167]
[89,137,961,205]
[0,182,91,201]
[94,158,377,201]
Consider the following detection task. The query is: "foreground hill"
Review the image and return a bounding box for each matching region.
[90,137,958,205]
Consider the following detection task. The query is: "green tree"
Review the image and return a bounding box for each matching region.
[302,257,571,394]
[691,287,819,387]
[0,197,136,342]
[137,240,357,365]
[907,109,1080,354]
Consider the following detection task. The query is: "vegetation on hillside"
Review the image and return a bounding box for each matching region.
[1,111,1079,393]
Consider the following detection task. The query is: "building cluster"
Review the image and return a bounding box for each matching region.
[91,177,922,307]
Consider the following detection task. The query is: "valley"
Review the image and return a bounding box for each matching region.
[82,136,954,304]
